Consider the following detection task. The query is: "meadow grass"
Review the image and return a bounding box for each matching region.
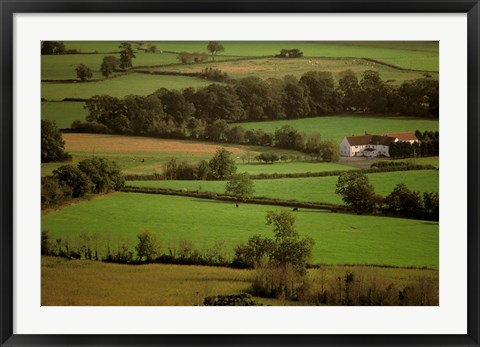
[41,192,438,268]
[143,57,437,85]
[41,256,438,306]
[127,169,439,205]
[374,157,439,168]
[236,161,354,175]
[41,133,305,176]
[234,114,439,143]
[42,52,181,80]
[41,73,216,100]
[41,102,87,129]
[139,41,439,71]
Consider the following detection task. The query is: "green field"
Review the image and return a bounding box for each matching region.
[42,73,216,101]
[141,57,437,85]
[42,52,182,80]
[139,41,439,71]
[42,193,438,268]
[236,161,353,175]
[127,169,438,205]
[235,114,439,143]
[41,102,87,129]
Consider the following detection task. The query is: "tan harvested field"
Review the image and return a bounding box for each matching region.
[138,57,438,83]
[42,256,438,306]
[63,133,257,155]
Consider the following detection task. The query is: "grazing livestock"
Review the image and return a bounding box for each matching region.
[236,204,239,208]
[292,207,298,212]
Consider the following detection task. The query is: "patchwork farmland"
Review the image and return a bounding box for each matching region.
[41,41,439,306]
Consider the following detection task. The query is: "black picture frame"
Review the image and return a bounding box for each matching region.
[1,1,479,346]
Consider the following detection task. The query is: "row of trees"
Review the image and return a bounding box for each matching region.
[82,69,438,131]
[163,148,237,181]
[335,171,439,220]
[41,158,124,209]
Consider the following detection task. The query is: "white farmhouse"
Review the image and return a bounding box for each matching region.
[340,131,419,158]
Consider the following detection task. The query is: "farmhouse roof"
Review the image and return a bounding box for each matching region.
[384,132,418,141]
[345,135,395,146]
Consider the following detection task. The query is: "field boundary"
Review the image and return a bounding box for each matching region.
[120,186,349,212]
[123,165,437,181]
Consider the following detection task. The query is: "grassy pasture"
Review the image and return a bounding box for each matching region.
[41,193,438,268]
[236,161,353,175]
[139,41,438,71]
[41,102,87,129]
[141,57,436,84]
[61,41,438,71]
[41,256,438,306]
[41,73,215,100]
[41,133,305,176]
[126,169,439,205]
[42,52,181,80]
[235,114,439,143]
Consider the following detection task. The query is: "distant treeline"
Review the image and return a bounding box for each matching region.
[71,69,438,144]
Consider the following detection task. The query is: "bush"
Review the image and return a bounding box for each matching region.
[203,293,262,306]
[71,120,110,133]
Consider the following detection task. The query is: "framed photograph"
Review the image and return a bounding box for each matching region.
[1,1,479,346]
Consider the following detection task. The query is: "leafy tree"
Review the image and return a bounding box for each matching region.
[204,119,229,142]
[225,172,255,199]
[338,69,361,111]
[257,152,279,164]
[53,165,93,198]
[384,183,423,218]
[100,56,119,78]
[207,41,225,60]
[335,171,377,213]
[319,140,340,162]
[305,133,322,157]
[41,176,69,208]
[85,95,130,133]
[226,126,246,144]
[135,230,160,262]
[41,120,71,163]
[196,160,211,180]
[77,158,124,193]
[41,41,65,55]
[359,70,390,113]
[274,125,305,151]
[282,78,311,119]
[209,148,237,180]
[119,42,136,69]
[75,64,93,81]
[203,293,261,306]
[299,71,339,115]
[266,210,314,276]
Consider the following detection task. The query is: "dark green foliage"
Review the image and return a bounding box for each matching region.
[41,230,52,255]
[75,64,93,81]
[41,176,70,209]
[203,293,261,306]
[207,41,225,60]
[335,171,377,213]
[53,165,93,198]
[177,52,208,64]
[70,120,110,134]
[300,71,339,115]
[338,69,361,111]
[77,158,125,193]
[225,172,255,199]
[276,48,303,58]
[41,41,65,55]
[135,230,160,262]
[119,42,136,69]
[384,184,438,220]
[41,120,71,163]
[208,148,237,180]
[274,125,306,151]
[199,67,229,82]
[100,56,119,78]
[256,152,279,164]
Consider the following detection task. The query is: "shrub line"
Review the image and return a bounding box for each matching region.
[123,164,437,181]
